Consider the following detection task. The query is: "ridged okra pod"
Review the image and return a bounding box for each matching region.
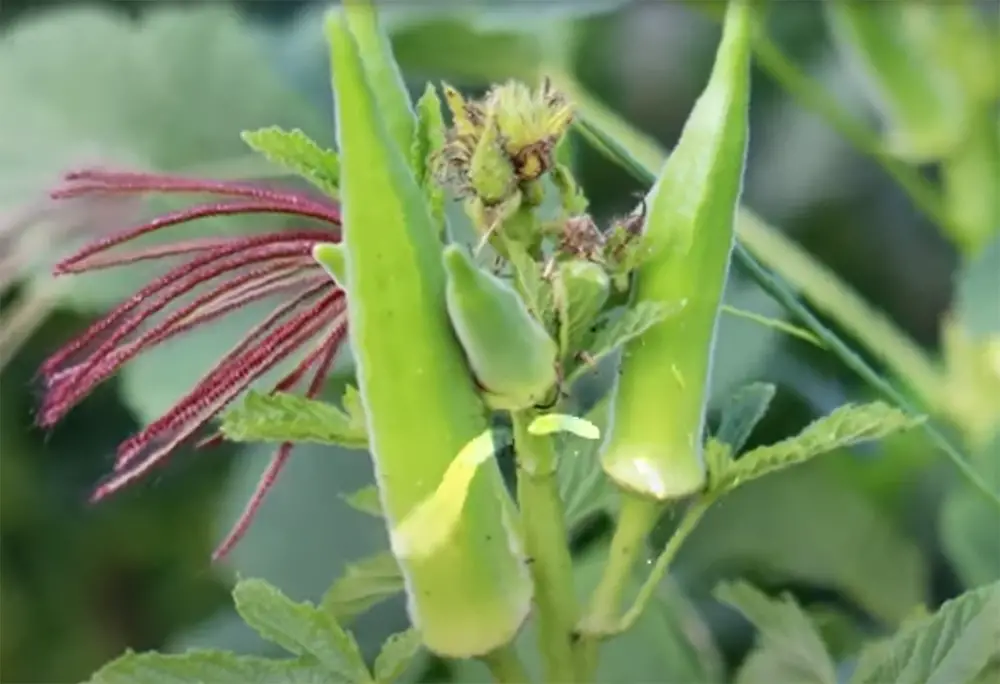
[443,244,559,411]
[600,0,753,500]
[326,13,531,658]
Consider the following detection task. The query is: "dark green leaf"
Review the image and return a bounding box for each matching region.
[850,581,1000,684]
[320,553,405,624]
[242,126,340,198]
[89,649,331,684]
[221,391,368,449]
[716,581,837,684]
[715,382,777,455]
[373,629,422,683]
[233,579,372,682]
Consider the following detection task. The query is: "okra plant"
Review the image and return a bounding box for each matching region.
[34,1,999,683]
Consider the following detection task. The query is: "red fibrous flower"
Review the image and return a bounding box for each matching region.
[36,168,348,561]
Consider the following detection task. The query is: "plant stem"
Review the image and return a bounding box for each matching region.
[574,493,663,679]
[512,410,580,683]
[482,643,532,683]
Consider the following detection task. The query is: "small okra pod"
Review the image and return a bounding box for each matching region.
[443,244,559,411]
[327,13,531,658]
[599,0,753,501]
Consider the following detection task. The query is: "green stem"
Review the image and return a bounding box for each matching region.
[512,410,579,683]
[575,494,663,680]
[482,643,532,683]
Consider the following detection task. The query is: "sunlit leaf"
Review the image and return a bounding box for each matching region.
[340,485,384,518]
[89,649,330,684]
[233,579,372,682]
[220,391,368,449]
[242,126,340,197]
[713,401,923,493]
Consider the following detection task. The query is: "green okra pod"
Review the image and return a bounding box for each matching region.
[599,0,753,501]
[326,14,531,658]
[443,244,559,411]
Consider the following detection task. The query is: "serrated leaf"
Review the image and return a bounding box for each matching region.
[242,126,340,198]
[89,649,331,684]
[715,382,777,455]
[567,301,680,383]
[713,402,923,493]
[506,242,553,324]
[411,84,447,228]
[850,581,1000,684]
[221,391,368,449]
[233,579,372,683]
[373,629,422,683]
[715,581,837,684]
[340,485,384,518]
[320,552,405,624]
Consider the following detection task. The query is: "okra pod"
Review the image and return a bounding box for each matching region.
[599,0,753,501]
[327,14,531,658]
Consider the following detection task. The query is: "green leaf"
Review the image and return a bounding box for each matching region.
[506,242,553,325]
[340,485,385,518]
[850,581,1000,684]
[242,126,340,198]
[567,301,679,384]
[233,579,372,682]
[89,649,330,684]
[677,457,929,625]
[373,629,422,683]
[715,382,777,455]
[715,581,838,684]
[713,401,923,493]
[320,552,406,624]
[220,391,368,449]
[411,84,447,227]
[557,397,618,529]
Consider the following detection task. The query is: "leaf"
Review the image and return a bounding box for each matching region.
[220,391,368,449]
[568,301,679,383]
[233,579,372,683]
[956,232,1000,336]
[557,397,618,529]
[506,242,553,324]
[850,581,1000,684]
[242,126,340,198]
[89,649,331,684]
[411,84,447,227]
[715,382,777,455]
[320,552,406,624]
[677,457,929,625]
[715,581,838,684]
[373,629,422,683]
[720,305,824,348]
[713,401,923,493]
[341,485,385,518]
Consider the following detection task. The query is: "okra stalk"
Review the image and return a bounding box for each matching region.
[599,0,753,502]
[327,14,531,658]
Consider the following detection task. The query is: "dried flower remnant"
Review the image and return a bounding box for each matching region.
[35,168,348,560]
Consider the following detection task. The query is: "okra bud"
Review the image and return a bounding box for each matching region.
[599,0,753,500]
[443,244,559,411]
[328,13,531,658]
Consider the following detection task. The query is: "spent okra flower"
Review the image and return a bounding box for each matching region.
[34,168,348,560]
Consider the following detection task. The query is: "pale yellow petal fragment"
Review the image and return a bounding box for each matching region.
[527,413,601,440]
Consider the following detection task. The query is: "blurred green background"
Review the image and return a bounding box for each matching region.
[0,1,996,682]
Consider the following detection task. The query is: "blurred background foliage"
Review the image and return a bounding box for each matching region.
[0,1,996,682]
